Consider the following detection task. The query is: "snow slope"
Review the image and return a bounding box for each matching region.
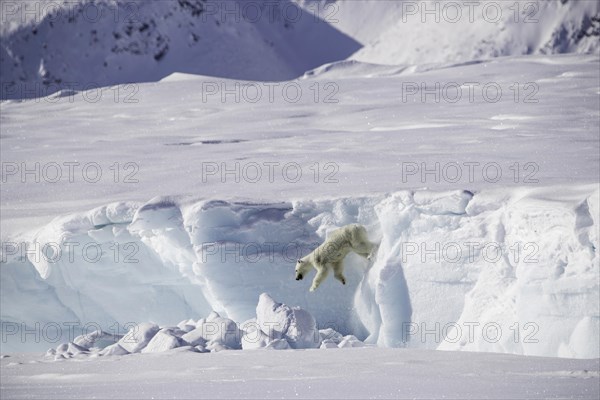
[0,0,360,99]
[303,0,600,64]
[1,54,598,233]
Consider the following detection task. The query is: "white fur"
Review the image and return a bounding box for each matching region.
[295,224,377,292]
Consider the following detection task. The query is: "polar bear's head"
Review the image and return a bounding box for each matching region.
[295,258,312,281]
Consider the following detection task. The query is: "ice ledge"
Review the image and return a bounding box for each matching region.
[1,186,598,358]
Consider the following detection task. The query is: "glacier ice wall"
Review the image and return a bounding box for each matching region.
[1,187,598,358]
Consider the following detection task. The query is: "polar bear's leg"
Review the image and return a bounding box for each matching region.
[350,225,377,260]
[310,264,329,292]
[332,261,346,285]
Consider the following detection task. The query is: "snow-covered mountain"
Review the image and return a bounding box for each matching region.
[1,0,598,99]
[0,0,361,98]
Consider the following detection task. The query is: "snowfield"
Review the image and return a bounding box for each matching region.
[1,0,599,398]
[2,348,599,399]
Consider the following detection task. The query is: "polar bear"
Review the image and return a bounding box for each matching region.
[295,224,377,292]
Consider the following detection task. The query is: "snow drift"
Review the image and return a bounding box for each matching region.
[2,186,598,358]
